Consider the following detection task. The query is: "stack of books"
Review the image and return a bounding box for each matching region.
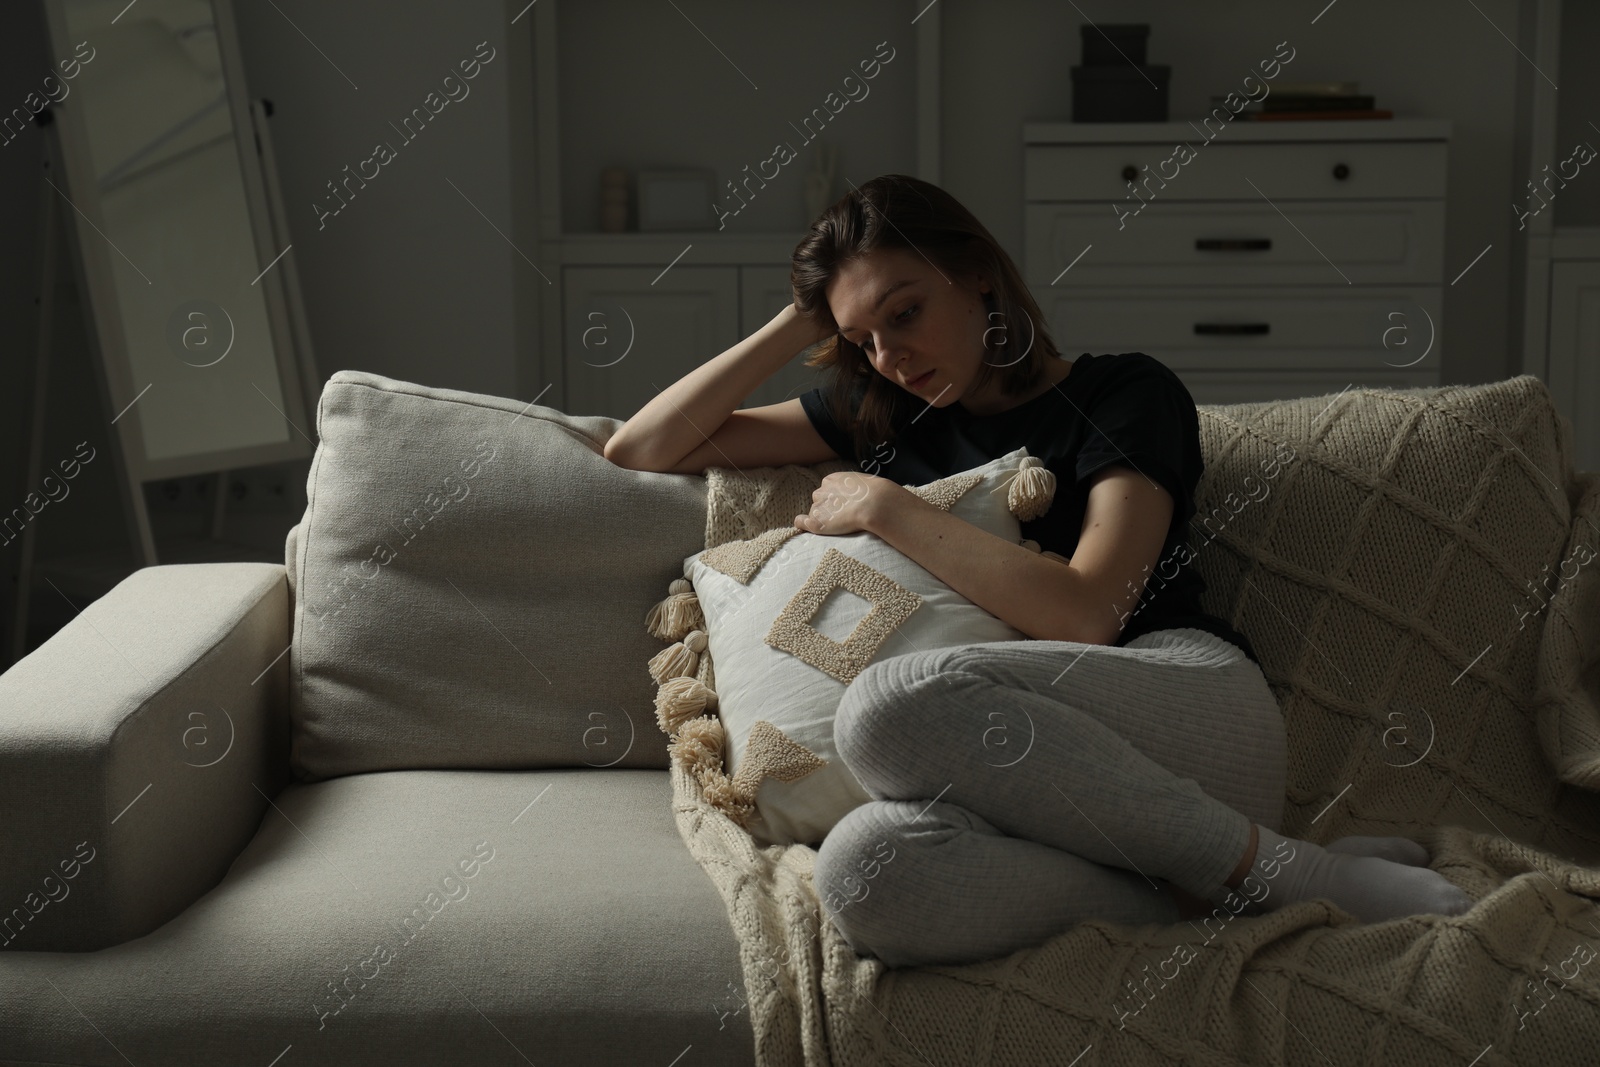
[1212,81,1392,121]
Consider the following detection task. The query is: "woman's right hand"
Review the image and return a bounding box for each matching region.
[780,301,834,352]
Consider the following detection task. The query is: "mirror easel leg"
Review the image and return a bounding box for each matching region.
[110,454,158,568]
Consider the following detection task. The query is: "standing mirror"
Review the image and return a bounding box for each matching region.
[37,0,317,563]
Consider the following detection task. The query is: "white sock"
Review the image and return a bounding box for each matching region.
[1195,835,1435,917]
[1239,824,1473,923]
[1324,834,1430,866]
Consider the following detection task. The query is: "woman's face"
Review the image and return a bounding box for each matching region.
[824,247,995,410]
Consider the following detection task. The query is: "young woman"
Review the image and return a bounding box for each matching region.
[604,174,1472,968]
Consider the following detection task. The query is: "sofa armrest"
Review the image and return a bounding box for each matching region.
[0,562,291,952]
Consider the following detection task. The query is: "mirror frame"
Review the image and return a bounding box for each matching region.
[41,0,317,484]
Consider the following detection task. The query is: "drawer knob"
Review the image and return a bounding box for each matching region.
[1333,163,1351,181]
[1195,237,1272,252]
[1121,164,1138,184]
[1194,322,1271,336]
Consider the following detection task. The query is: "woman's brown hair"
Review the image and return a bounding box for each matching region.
[790,173,1061,461]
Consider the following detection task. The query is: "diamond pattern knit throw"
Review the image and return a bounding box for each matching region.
[668,375,1600,1066]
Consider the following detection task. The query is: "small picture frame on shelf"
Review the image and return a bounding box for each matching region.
[637,168,717,231]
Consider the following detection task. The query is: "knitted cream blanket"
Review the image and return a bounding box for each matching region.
[668,376,1600,1066]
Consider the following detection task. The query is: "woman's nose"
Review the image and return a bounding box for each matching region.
[871,337,901,375]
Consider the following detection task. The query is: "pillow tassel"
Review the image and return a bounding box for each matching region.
[1006,456,1056,521]
[671,715,755,823]
[654,675,719,734]
[646,629,708,684]
[645,578,704,642]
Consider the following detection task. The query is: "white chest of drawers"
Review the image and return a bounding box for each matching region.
[1022,119,1452,405]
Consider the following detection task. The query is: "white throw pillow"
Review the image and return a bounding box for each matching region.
[652,447,1059,847]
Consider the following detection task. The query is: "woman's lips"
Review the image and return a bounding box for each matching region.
[908,369,934,389]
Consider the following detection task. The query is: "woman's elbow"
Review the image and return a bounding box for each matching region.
[602,433,650,470]
[602,435,686,474]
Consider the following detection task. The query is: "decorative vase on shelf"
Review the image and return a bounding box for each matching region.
[600,166,630,232]
[802,142,838,224]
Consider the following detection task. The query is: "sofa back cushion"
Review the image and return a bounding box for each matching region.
[1185,375,1600,852]
[285,371,708,780]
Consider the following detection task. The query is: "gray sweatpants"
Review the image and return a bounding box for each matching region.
[815,628,1287,968]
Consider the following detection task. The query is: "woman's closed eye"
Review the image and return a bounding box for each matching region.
[858,305,917,350]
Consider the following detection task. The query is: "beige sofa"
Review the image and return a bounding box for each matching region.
[0,372,756,1066]
[4,369,1599,1067]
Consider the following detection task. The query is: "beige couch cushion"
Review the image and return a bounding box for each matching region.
[0,769,756,1065]
[286,371,707,781]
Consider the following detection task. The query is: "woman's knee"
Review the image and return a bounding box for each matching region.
[815,802,899,958]
[835,650,1043,795]
[815,799,974,966]
[834,652,948,767]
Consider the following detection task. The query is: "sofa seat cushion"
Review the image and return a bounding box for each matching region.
[0,769,755,1067]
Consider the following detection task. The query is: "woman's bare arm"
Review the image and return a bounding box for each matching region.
[602,303,831,471]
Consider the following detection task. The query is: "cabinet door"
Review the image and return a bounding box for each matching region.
[739,267,830,409]
[563,267,740,421]
[1549,262,1600,473]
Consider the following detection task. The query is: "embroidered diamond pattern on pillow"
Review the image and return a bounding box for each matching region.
[699,525,802,584]
[764,546,923,684]
[730,720,828,799]
[904,470,982,511]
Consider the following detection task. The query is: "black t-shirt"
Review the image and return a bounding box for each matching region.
[798,351,1260,667]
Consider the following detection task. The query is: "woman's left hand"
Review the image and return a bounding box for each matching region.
[794,471,905,536]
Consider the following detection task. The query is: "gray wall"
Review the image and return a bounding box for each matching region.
[232,0,520,398]
[1,1,56,656]
[0,0,48,547]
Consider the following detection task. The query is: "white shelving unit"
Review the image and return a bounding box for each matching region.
[528,0,941,420]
